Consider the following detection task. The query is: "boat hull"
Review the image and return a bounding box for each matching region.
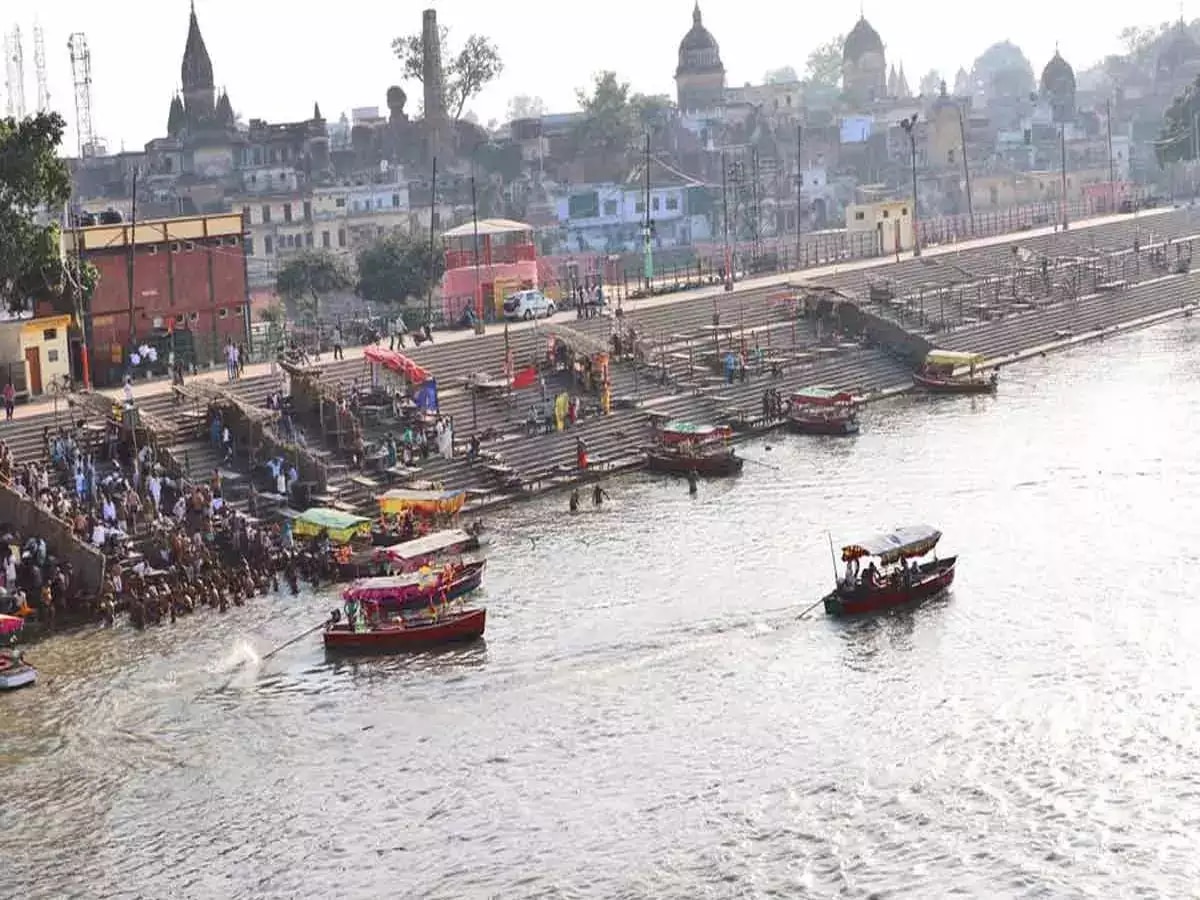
[788,414,859,436]
[323,608,486,655]
[912,372,997,394]
[0,662,37,690]
[823,557,957,617]
[645,449,744,477]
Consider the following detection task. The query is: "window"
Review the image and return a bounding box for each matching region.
[305,232,314,248]
[854,211,865,221]
[225,236,239,247]
[246,237,255,255]
[948,149,956,164]
[146,246,158,256]
[175,314,186,326]
[666,197,679,211]
[304,201,312,221]
[635,202,645,214]
[250,174,257,185]
[42,328,57,341]
[283,203,293,223]
[335,197,346,208]
[188,312,199,323]
[184,241,195,251]
[882,209,890,219]
[901,207,908,216]
[337,228,346,248]
[376,198,384,209]
[219,308,229,319]
[652,197,660,211]
[264,236,274,254]
[47,349,59,363]
[242,205,252,223]
[603,200,618,216]
[989,186,999,205]
[392,194,401,208]
[322,231,330,249]
[261,205,272,223]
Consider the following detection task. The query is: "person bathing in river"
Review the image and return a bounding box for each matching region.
[592,483,609,507]
[687,469,699,496]
[569,489,580,513]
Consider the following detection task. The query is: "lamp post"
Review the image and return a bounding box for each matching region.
[900,115,921,257]
[1060,121,1070,231]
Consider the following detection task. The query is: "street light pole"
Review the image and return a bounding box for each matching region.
[1060,122,1070,231]
[721,150,732,291]
[901,115,921,257]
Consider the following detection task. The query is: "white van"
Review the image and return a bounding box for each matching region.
[502,289,556,321]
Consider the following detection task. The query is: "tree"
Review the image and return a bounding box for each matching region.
[275,251,351,322]
[764,66,799,84]
[1119,25,1159,60]
[356,234,445,307]
[805,36,844,89]
[1157,74,1200,165]
[391,27,503,120]
[0,112,73,314]
[575,71,636,157]
[919,69,943,97]
[507,95,546,121]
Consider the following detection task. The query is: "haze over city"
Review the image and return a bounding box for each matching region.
[9,0,1194,151]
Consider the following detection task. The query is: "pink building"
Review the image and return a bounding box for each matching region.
[440,219,539,323]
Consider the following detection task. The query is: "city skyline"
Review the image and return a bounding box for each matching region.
[3,0,1193,154]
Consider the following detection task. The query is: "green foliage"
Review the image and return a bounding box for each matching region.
[918,69,943,97]
[576,71,636,157]
[275,251,351,322]
[355,234,445,307]
[764,66,799,84]
[1157,76,1200,166]
[506,95,545,121]
[805,36,844,89]
[391,26,503,120]
[0,112,72,314]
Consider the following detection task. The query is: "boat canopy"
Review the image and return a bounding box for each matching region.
[660,421,733,445]
[384,528,474,563]
[925,349,984,367]
[293,507,372,543]
[377,488,466,517]
[841,525,942,564]
[343,571,439,601]
[791,386,855,406]
[363,345,432,383]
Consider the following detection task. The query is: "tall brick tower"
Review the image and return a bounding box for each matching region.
[422,9,447,160]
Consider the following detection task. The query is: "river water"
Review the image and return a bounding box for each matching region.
[6,320,1200,899]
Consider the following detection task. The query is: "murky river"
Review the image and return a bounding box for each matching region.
[6,320,1200,898]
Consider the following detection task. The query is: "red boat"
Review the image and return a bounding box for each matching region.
[645,419,743,477]
[913,350,998,395]
[341,561,485,609]
[787,386,860,435]
[821,525,957,616]
[323,608,487,654]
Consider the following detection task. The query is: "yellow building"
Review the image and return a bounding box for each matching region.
[0,315,72,396]
[846,200,914,254]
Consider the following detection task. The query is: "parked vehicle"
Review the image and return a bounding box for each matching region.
[503,290,556,321]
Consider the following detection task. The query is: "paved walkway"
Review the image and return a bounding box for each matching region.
[15,207,1170,423]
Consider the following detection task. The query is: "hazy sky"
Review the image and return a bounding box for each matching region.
[6,0,1191,153]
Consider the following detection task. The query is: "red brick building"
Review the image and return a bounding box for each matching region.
[60,212,249,385]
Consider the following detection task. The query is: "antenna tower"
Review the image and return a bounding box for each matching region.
[67,32,96,157]
[33,21,48,112]
[4,25,26,120]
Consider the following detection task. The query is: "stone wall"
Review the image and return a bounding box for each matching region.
[836,302,933,367]
[0,483,105,594]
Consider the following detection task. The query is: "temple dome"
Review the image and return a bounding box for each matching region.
[844,16,884,61]
[1040,50,1075,96]
[676,3,723,76]
[1158,21,1200,81]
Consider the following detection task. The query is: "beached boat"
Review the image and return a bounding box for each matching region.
[913,350,998,394]
[656,420,735,446]
[788,386,860,436]
[383,528,487,573]
[323,608,486,655]
[342,560,486,609]
[645,446,744,477]
[821,525,957,617]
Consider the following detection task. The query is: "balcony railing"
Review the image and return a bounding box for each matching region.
[445,244,536,269]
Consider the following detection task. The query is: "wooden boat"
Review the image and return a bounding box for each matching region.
[645,446,744,477]
[788,386,860,436]
[821,525,957,617]
[383,528,487,573]
[913,350,998,395]
[323,608,486,655]
[0,649,36,690]
[342,561,486,609]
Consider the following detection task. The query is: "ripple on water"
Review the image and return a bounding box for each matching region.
[7,322,1200,897]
